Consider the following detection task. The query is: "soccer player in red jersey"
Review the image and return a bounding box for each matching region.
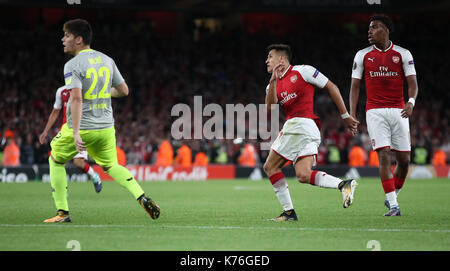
[349,15,419,216]
[39,86,103,193]
[264,44,359,221]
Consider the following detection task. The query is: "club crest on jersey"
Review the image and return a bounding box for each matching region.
[392,56,400,64]
[290,75,297,83]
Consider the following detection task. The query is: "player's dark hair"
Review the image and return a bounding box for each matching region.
[63,18,93,45]
[267,44,292,62]
[370,14,394,33]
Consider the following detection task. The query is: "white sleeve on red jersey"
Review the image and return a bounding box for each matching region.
[394,45,416,77]
[351,47,371,79]
[293,65,328,89]
[53,86,65,110]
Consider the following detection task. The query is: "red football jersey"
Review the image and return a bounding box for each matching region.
[352,42,416,111]
[267,65,329,122]
[54,86,71,127]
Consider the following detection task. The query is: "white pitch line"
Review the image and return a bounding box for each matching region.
[233,186,266,190]
[1,224,450,233]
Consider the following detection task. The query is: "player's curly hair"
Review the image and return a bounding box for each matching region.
[370,14,394,33]
[267,44,292,62]
[63,18,93,45]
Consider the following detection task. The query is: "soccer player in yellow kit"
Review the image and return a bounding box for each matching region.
[44,19,160,222]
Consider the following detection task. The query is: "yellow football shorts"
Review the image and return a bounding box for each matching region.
[50,123,118,167]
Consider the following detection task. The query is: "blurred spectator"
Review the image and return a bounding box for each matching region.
[127,142,144,165]
[2,136,20,166]
[326,140,341,164]
[238,142,257,167]
[368,150,380,167]
[155,139,174,166]
[193,151,209,166]
[432,145,447,166]
[175,143,192,167]
[412,140,429,165]
[441,138,450,162]
[116,145,127,166]
[348,140,367,167]
[20,133,35,165]
[214,146,228,164]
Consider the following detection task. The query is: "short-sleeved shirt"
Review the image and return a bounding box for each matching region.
[63,49,125,130]
[351,42,416,111]
[266,65,328,122]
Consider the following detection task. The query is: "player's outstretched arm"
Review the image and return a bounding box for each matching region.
[323,80,359,135]
[39,108,61,144]
[110,82,129,98]
[401,75,418,118]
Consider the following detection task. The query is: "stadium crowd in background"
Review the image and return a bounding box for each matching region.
[0,10,449,167]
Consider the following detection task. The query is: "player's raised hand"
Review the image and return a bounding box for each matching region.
[401,102,414,118]
[343,115,359,136]
[270,62,285,83]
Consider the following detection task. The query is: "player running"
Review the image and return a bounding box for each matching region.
[40,85,102,193]
[349,15,418,216]
[264,44,359,221]
[44,19,160,223]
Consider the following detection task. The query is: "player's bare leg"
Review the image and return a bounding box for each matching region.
[295,155,357,208]
[393,151,410,195]
[377,147,401,216]
[384,151,410,211]
[73,157,102,193]
[263,150,297,221]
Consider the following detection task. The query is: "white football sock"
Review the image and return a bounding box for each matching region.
[386,191,399,208]
[312,171,341,189]
[272,178,294,211]
[87,166,96,178]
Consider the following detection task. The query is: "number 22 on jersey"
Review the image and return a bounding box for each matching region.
[84,66,111,100]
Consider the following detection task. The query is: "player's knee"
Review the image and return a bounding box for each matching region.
[263,161,275,176]
[296,170,311,184]
[397,154,410,168]
[102,163,120,172]
[49,155,65,165]
[262,162,269,173]
[377,149,391,167]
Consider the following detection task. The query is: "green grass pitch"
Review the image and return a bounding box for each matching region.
[0,178,449,251]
